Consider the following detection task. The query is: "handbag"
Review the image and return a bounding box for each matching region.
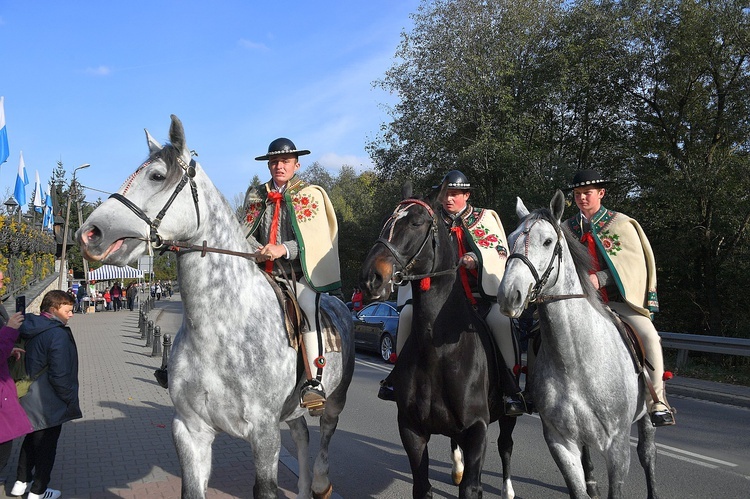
[15,365,49,398]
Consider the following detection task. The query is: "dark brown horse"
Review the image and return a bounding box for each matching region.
[360,184,519,499]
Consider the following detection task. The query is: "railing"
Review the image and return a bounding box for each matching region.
[659,332,750,368]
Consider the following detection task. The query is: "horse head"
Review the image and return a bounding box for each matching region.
[359,181,450,301]
[499,190,597,317]
[78,115,206,266]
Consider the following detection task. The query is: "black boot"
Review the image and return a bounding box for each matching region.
[377,379,396,401]
[504,392,527,417]
[650,405,675,427]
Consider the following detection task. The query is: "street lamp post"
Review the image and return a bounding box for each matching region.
[57,163,90,290]
[3,197,18,217]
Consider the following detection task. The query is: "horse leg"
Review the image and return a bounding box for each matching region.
[456,421,488,499]
[310,411,341,499]
[248,420,283,499]
[173,415,216,499]
[604,434,631,499]
[287,416,313,498]
[398,423,432,499]
[541,425,588,498]
[450,439,464,485]
[636,415,659,499]
[581,445,600,498]
[496,415,517,499]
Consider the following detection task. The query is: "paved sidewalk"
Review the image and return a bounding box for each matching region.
[2,293,299,498]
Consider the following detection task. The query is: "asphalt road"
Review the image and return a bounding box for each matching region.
[282,352,750,498]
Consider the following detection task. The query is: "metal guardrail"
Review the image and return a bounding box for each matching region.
[659,331,750,368]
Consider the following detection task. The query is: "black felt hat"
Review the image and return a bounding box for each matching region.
[433,170,473,190]
[255,138,311,161]
[565,169,614,191]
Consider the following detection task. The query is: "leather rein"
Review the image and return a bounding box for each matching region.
[506,218,586,307]
[374,199,457,285]
[109,154,259,262]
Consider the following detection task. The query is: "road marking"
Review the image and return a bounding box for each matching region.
[628,436,738,469]
[355,357,393,373]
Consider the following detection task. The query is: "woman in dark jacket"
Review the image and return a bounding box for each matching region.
[11,290,81,499]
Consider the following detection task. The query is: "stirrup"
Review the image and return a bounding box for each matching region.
[300,380,326,415]
[649,402,675,427]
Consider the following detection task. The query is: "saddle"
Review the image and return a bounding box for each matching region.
[259,270,304,351]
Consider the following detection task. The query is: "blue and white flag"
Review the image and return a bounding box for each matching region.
[13,151,27,208]
[33,170,43,213]
[43,183,54,230]
[0,96,8,165]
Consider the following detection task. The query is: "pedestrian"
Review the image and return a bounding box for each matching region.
[155,282,162,301]
[126,283,138,311]
[110,282,123,311]
[351,287,364,312]
[102,289,112,311]
[563,169,674,426]
[377,170,526,416]
[11,290,81,499]
[0,270,32,481]
[75,281,87,314]
[243,137,341,414]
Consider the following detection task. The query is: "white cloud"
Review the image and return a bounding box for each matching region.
[85,65,112,76]
[238,39,269,51]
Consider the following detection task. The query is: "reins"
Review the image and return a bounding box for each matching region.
[506,218,586,307]
[110,155,201,248]
[374,199,457,285]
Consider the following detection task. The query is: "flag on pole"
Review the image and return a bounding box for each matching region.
[33,170,43,213]
[14,151,27,208]
[0,96,8,165]
[43,183,54,230]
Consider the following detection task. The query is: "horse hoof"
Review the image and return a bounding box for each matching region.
[312,483,333,499]
[452,470,463,485]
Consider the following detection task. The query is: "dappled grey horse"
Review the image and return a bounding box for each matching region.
[498,191,659,499]
[77,115,354,499]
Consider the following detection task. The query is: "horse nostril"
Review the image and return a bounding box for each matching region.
[83,226,102,245]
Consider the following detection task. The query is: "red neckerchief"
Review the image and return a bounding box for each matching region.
[580,225,609,303]
[265,190,283,273]
[450,225,477,306]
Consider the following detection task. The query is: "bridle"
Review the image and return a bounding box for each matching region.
[506,217,585,307]
[374,199,457,285]
[109,154,201,249]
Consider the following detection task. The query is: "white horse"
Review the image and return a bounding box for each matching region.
[77,115,354,499]
[497,191,659,499]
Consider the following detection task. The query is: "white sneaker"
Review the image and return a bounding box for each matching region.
[10,480,31,496]
[27,489,61,499]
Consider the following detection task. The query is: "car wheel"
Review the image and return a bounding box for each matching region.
[380,334,394,363]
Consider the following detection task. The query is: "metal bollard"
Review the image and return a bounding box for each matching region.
[138,305,144,330]
[140,311,147,339]
[146,320,154,348]
[161,334,172,369]
[152,326,162,357]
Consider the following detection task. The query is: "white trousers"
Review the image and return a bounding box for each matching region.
[608,301,670,411]
[295,277,324,385]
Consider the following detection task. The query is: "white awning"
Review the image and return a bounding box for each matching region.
[88,264,144,281]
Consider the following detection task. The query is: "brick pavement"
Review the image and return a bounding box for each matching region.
[2,293,299,498]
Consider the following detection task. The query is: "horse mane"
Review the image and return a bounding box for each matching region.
[150,143,187,187]
[527,208,609,315]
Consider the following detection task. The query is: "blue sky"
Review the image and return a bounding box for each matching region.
[0,1,420,205]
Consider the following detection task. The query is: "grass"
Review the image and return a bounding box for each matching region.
[664,349,750,386]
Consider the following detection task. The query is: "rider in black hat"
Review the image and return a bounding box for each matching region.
[381,170,528,416]
[244,138,341,416]
[563,169,675,426]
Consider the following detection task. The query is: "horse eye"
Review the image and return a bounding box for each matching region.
[150,172,166,181]
[544,238,553,246]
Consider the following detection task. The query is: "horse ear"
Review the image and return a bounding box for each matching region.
[516,197,530,219]
[429,179,448,209]
[145,129,162,154]
[168,115,187,153]
[550,190,565,222]
[401,182,413,200]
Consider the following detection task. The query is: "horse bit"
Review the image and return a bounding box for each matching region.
[506,218,584,307]
[375,199,456,285]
